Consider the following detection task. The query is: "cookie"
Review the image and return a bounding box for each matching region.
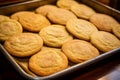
[56,0,79,10]
[4,33,43,57]
[112,24,120,39]
[62,39,99,63]
[0,15,10,22]
[11,11,51,32]
[90,31,120,52]
[0,19,23,41]
[90,13,120,32]
[66,19,98,41]
[70,4,96,20]
[35,5,58,16]
[29,47,68,76]
[47,8,77,25]
[39,25,73,47]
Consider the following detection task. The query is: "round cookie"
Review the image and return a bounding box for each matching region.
[35,5,58,16]
[90,13,120,32]
[0,15,10,22]
[66,19,98,41]
[62,39,99,63]
[70,4,96,20]
[90,31,120,52]
[56,0,79,10]
[47,8,77,25]
[0,19,23,41]
[11,11,51,32]
[29,47,68,76]
[112,24,120,39]
[39,25,73,47]
[4,33,43,57]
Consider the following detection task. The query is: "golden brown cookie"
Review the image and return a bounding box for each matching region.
[70,4,96,20]
[11,11,51,32]
[66,19,98,41]
[0,15,10,22]
[4,33,43,57]
[35,5,58,16]
[112,24,120,39]
[90,31,120,52]
[0,19,23,41]
[62,39,99,63]
[47,8,77,25]
[39,25,73,47]
[90,13,120,32]
[29,47,68,76]
[56,0,79,10]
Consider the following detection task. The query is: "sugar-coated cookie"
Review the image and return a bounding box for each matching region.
[90,31,120,52]
[29,47,68,76]
[90,13,120,32]
[11,11,51,32]
[0,19,23,41]
[4,33,43,57]
[62,39,99,63]
[39,25,73,47]
[36,5,58,16]
[70,4,96,19]
[66,19,98,41]
[57,0,79,10]
[112,24,120,39]
[47,8,77,25]
[0,15,10,22]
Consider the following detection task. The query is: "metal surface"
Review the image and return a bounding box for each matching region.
[0,0,120,80]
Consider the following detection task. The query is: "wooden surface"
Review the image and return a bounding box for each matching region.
[0,51,120,80]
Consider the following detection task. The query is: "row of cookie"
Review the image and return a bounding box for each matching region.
[39,22,120,53]
[36,0,120,38]
[35,0,120,53]
[1,13,120,53]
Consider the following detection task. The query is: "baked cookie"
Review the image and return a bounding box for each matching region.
[35,5,58,16]
[70,4,96,20]
[29,47,68,76]
[4,33,43,57]
[0,19,23,41]
[62,39,99,63]
[39,25,73,47]
[112,24,120,39]
[56,0,79,10]
[47,8,77,25]
[11,11,51,32]
[90,13,120,32]
[66,19,98,41]
[0,15,10,22]
[90,31,120,52]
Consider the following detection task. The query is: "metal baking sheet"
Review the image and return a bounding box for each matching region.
[0,0,120,80]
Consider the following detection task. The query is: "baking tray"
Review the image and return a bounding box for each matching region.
[0,0,120,80]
